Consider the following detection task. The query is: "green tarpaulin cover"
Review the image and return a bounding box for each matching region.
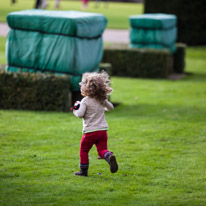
[7,10,107,38]
[130,27,177,47]
[130,13,176,29]
[6,29,103,75]
[129,13,177,53]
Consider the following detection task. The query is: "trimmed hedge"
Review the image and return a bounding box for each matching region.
[0,71,71,112]
[99,63,112,76]
[144,0,206,46]
[102,43,186,78]
[102,44,170,78]
[173,43,186,74]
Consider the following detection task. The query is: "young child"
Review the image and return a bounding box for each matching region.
[72,71,118,176]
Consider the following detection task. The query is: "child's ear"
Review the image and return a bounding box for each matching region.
[86,79,90,87]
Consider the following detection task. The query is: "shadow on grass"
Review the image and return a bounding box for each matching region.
[112,103,206,123]
[182,72,206,82]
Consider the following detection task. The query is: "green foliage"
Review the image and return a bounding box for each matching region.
[70,75,82,92]
[99,63,112,76]
[173,43,186,74]
[0,71,71,111]
[102,43,186,77]
[102,44,170,78]
[144,0,206,45]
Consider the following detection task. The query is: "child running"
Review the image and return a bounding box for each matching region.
[72,71,118,176]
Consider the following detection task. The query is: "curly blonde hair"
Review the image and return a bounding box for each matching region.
[80,71,112,104]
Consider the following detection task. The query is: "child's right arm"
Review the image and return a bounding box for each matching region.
[73,101,86,118]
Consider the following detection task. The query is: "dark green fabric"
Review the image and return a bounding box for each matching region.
[6,30,41,69]
[130,27,177,46]
[129,43,176,54]
[130,13,177,29]
[70,75,82,92]
[6,29,103,75]
[6,66,36,73]
[7,10,107,38]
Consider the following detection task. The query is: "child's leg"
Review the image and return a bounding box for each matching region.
[95,131,118,173]
[95,130,111,159]
[80,133,94,165]
[75,133,94,176]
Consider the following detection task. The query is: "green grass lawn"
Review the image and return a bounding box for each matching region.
[0,0,143,29]
[1,30,206,206]
[0,37,6,64]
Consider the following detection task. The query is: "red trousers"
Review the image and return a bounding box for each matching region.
[80,130,111,164]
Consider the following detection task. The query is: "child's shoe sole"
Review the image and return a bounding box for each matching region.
[109,155,118,173]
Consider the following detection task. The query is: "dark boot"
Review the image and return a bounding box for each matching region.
[74,168,88,177]
[105,153,118,173]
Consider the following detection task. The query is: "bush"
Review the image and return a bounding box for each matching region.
[0,71,71,112]
[173,43,186,73]
[99,63,112,76]
[102,44,170,78]
[144,0,206,45]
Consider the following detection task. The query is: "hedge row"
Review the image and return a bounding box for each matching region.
[173,43,186,74]
[102,43,186,78]
[144,0,206,45]
[0,71,71,112]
